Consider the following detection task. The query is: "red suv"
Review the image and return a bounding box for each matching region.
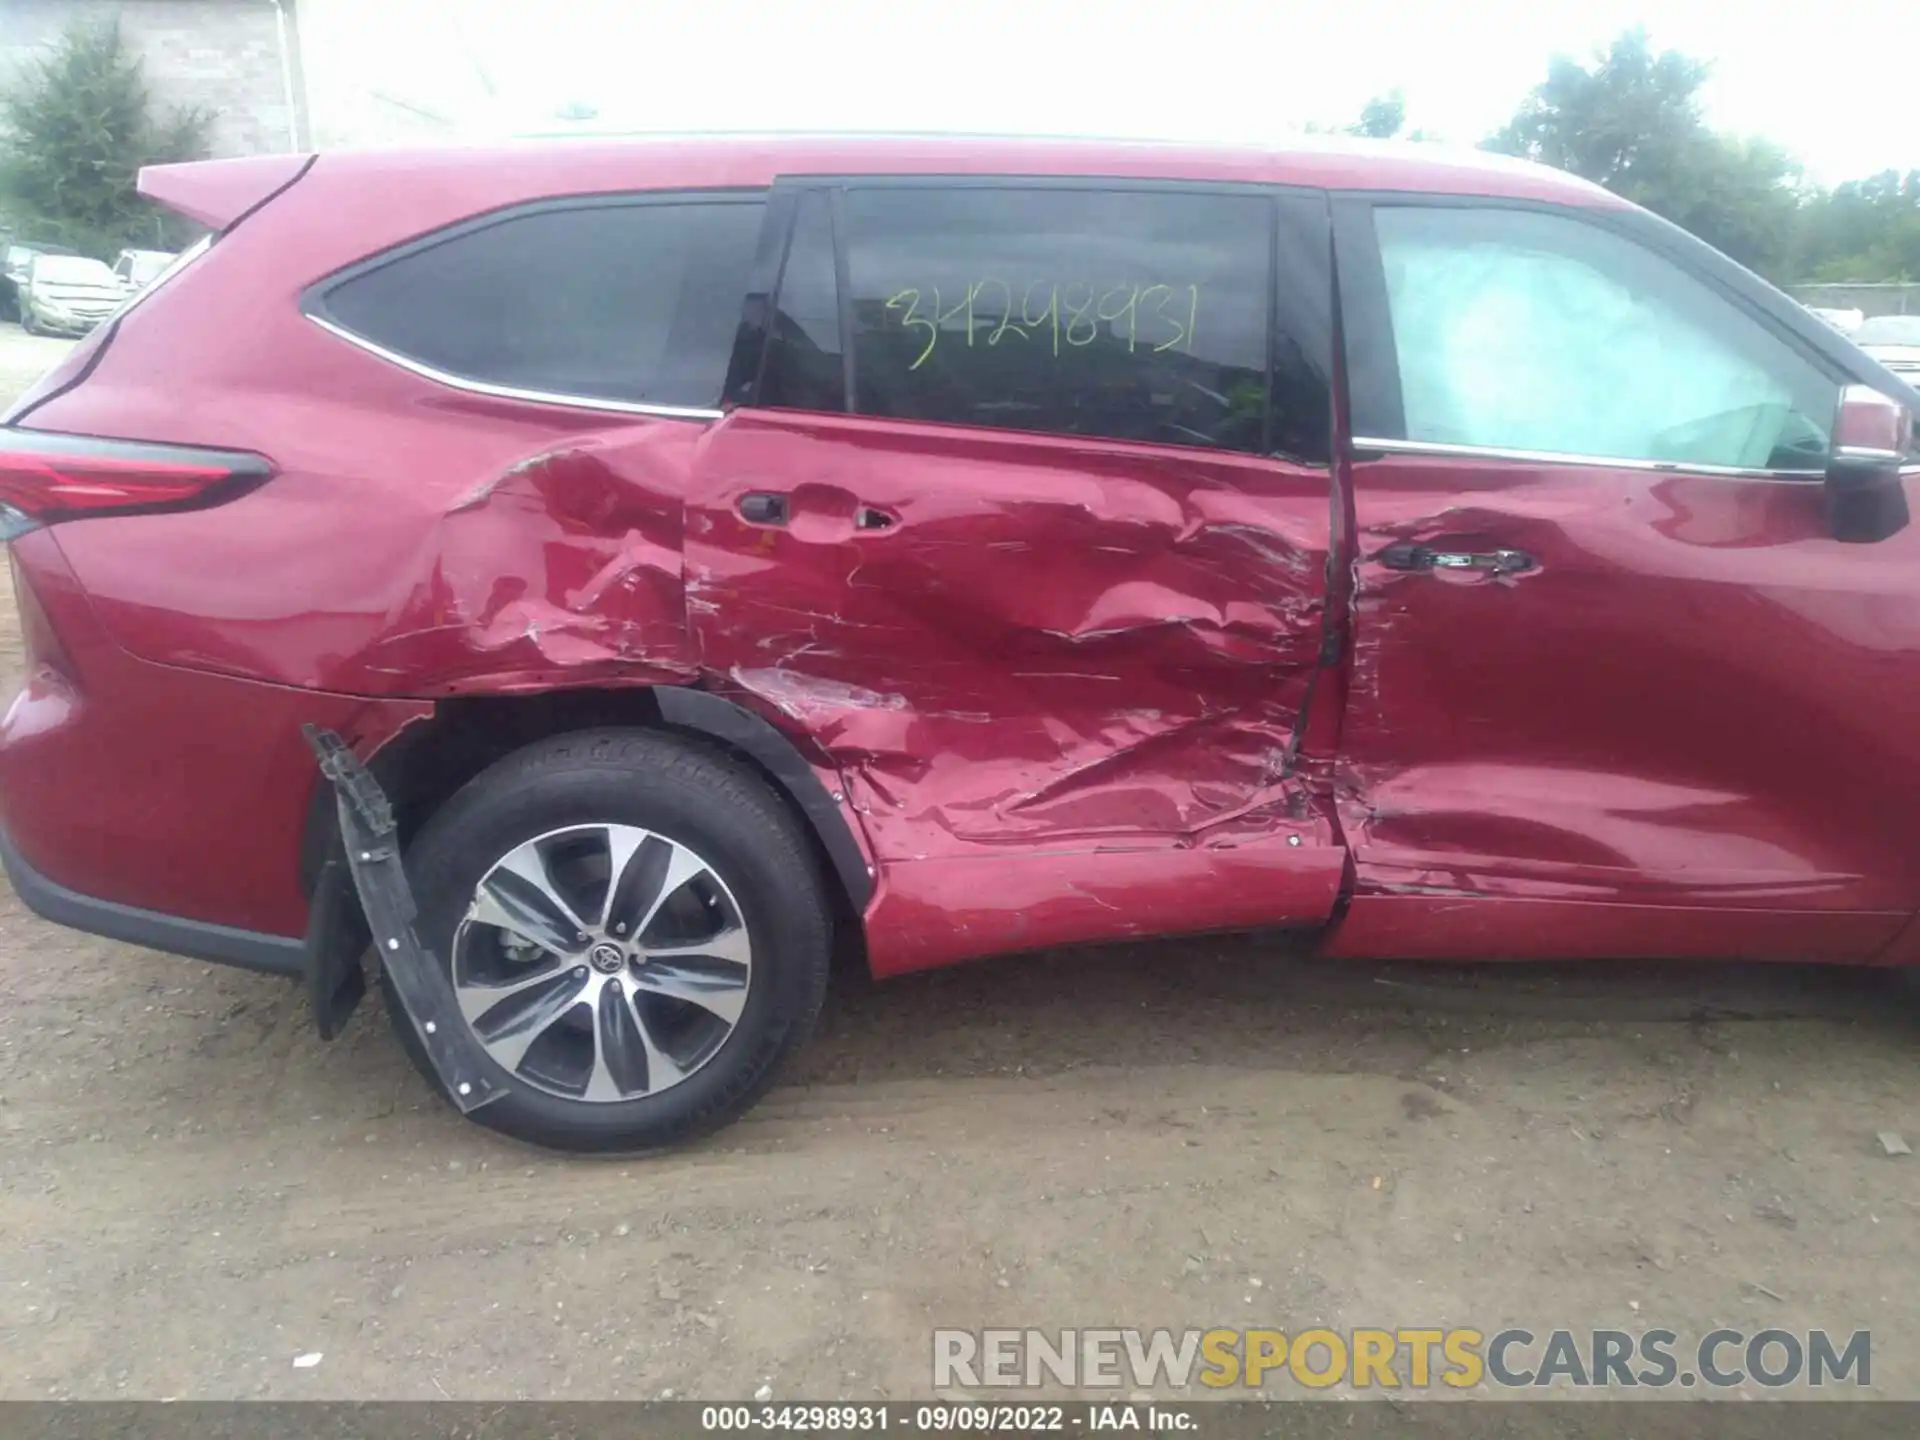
[2,138,1916,1152]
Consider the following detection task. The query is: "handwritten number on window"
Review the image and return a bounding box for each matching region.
[979,279,1021,346]
[1019,282,1060,356]
[886,281,1200,368]
[1062,282,1098,347]
[884,288,937,370]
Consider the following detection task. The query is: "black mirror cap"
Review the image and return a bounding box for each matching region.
[1825,454,1911,543]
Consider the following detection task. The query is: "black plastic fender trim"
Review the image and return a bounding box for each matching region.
[0,824,305,975]
[654,686,874,911]
[304,725,504,1113]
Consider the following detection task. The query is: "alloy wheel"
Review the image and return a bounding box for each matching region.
[450,823,753,1103]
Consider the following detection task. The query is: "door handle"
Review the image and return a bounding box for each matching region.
[737,492,788,525]
[738,489,897,535]
[1377,542,1535,575]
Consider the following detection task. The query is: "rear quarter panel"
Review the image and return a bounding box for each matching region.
[23,149,741,697]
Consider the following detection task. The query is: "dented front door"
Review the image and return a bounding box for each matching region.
[684,181,1347,971]
[1327,196,1920,961]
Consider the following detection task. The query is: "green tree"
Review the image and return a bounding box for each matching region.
[1488,31,1705,190]
[0,17,212,257]
[1309,89,1432,141]
[1351,91,1406,140]
[1667,133,1804,277]
[1793,170,1920,282]
[1485,30,1801,280]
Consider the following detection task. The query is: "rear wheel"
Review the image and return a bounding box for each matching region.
[389,728,832,1152]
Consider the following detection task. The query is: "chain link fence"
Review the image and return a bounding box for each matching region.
[1790,283,1920,317]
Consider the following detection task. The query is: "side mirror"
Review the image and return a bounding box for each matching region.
[1826,384,1912,543]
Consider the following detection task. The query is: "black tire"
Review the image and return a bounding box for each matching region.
[387,727,832,1153]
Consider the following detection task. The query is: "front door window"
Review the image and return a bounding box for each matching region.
[1370,206,1839,473]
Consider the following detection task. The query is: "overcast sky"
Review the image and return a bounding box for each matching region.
[309,0,1917,186]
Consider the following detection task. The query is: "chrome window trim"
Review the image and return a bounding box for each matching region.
[305,314,726,421]
[1350,435,1826,483]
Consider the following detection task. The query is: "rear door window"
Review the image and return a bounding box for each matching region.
[312,195,765,410]
[759,190,848,414]
[821,186,1327,458]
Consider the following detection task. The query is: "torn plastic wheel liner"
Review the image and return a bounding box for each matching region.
[302,724,505,1113]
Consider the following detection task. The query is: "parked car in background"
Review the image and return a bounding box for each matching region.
[112,248,178,294]
[1855,314,1920,382]
[0,138,1917,1153]
[1,240,76,323]
[1806,305,1866,335]
[19,254,124,336]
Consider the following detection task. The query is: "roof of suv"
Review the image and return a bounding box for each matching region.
[311,132,1628,210]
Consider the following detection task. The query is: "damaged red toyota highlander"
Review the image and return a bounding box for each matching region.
[1,137,1916,1151]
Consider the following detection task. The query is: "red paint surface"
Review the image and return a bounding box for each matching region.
[49,410,703,697]
[685,412,1332,858]
[1336,454,1920,957]
[867,833,1345,976]
[1322,896,1905,963]
[138,153,312,230]
[1,134,1915,978]
[0,531,428,932]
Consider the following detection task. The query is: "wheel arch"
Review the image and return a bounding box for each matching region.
[298,685,873,979]
[652,686,873,912]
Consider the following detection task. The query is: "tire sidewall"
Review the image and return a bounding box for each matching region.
[402,735,828,1151]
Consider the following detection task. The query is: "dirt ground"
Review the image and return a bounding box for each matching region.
[0,324,1917,1405]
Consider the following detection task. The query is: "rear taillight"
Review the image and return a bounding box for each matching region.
[0,428,271,536]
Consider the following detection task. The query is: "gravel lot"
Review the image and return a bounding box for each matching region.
[0,321,1916,1405]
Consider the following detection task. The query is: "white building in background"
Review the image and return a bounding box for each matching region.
[0,0,598,162]
[295,0,510,149]
[0,0,305,157]
[295,0,640,149]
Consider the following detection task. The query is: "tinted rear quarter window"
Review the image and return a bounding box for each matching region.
[316,196,765,409]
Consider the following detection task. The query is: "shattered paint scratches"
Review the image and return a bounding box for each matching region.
[728,666,908,721]
[446,446,588,515]
[1208,522,1318,574]
[345,429,703,694]
[1335,452,1920,922]
[684,411,1340,866]
[210,398,1351,967]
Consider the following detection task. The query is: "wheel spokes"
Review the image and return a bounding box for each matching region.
[468,967,590,1073]
[475,840,590,954]
[645,925,751,969]
[606,835,709,941]
[455,957,572,1023]
[598,825,650,930]
[452,822,753,1105]
[631,951,750,1027]
[584,979,653,1101]
[466,885,576,958]
[630,998,690,1093]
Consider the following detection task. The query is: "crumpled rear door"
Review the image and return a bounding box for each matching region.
[684,181,1347,972]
